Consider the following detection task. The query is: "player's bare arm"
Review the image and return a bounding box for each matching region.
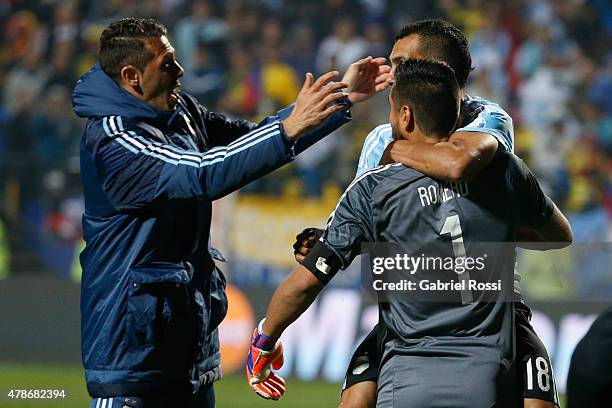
[524,399,558,408]
[244,264,322,401]
[245,264,325,399]
[380,131,499,182]
[262,264,324,340]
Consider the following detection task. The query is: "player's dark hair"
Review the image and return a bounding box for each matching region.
[392,59,460,137]
[99,18,168,81]
[396,19,472,88]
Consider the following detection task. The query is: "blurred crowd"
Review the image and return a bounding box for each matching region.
[0,0,610,292]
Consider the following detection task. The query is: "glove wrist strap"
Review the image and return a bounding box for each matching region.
[254,318,276,351]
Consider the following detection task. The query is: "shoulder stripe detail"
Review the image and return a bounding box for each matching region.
[364,124,391,162]
[357,124,392,175]
[106,116,203,165]
[103,116,280,168]
[114,116,211,157]
[102,119,138,154]
[360,126,381,161]
[132,114,264,156]
[113,115,276,158]
[361,125,381,153]
[325,163,402,228]
[361,124,389,159]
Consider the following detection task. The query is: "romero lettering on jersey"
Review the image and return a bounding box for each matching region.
[417,181,469,207]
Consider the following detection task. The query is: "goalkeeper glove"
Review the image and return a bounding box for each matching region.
[246,319,286,400]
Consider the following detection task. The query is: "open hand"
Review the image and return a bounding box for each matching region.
[282,71,348,140]
[343,56,392,104]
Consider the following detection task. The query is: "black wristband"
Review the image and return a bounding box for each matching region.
[302,241,342,285]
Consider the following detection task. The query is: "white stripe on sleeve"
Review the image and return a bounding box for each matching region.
[102,116,281,169]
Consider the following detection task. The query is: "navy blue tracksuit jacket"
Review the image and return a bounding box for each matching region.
[72,64,351,397]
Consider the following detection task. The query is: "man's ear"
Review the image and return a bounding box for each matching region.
[402,105,415,133]
[119,65,142,93]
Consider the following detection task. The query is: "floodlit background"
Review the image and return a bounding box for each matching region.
[0,0,610,406]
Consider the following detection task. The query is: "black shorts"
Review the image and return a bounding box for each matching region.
[342,323,380,392]
[515,302,559,405]
[344,304,559,405]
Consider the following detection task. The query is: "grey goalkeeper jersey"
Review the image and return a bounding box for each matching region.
[356,95,529,300]
[304,151,554,363]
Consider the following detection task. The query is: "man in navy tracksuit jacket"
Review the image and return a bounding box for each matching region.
[72,18,390,407]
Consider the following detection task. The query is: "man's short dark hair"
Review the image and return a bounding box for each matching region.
[396,19,472,89]
[99,18,168,80]
[392,59,460,137]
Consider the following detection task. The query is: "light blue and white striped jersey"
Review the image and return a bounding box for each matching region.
[356,95,514,176]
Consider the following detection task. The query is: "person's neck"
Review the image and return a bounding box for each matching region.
[403,129,447,144]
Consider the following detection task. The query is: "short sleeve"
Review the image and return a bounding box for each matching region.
[302,177,374,284]
[457,97,514,153]
[356,124,393,176]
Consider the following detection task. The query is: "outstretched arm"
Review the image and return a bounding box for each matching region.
[90,72,350,210]
[281,56,392,155]
[264,175,373,337]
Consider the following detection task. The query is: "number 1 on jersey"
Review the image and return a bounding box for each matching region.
[440,215,473,304]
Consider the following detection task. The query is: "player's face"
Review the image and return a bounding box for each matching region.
[389,34,425,75]
[139,35,184,111]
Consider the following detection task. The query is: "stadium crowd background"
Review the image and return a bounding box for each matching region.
[0,0,610,295]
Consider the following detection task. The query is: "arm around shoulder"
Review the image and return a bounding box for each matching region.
[387,131,498,182]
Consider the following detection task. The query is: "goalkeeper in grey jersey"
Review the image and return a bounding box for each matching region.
[252,58,572,407]
[295,19,569,408]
